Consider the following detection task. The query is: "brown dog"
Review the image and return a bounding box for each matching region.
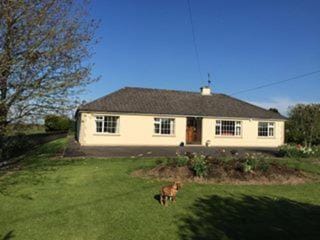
[160,181,182,206]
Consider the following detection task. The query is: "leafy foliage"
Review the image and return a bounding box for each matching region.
[234,153,270,173]
[165,155,189,167]
[286,104,320,146]
[44,115,71,132]
[0,132,66,162]
[190,154,208,177]
[0,0,98,132]
[175,154,190,167]
[278,144,320,158]
[257,160,270,172]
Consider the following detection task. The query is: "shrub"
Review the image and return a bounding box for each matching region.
[45,115,71,132]
[0,132,66,161]
[190,154,207,177]
[175,155,189,167]
[257,160,270,172]
[243,160,253,173]
[236,153,270,173]
[278,144,320,158]
[164,155,189,167]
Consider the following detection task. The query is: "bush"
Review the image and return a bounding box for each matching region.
[257,160,270,172]
[175,154,189,167]
[165,155,189,167]
[0,132,66,162]
[236,153,270,173]
[45,115,71,132]
[190,154,207,177]
[242,160,253,173]
[278,144,320,158]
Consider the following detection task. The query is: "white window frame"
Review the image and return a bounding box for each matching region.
[154,118,175,136]
[258,122,275,137]
[95,115,120,134]
[215,120,242,137]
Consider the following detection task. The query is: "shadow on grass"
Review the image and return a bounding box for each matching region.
[0,138,79,199]
[179,195,320,240]
[1,230,14,240]
[154,194,161,204]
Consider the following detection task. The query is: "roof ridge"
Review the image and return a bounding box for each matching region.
[123,86,223,96]
[123,86,197,95]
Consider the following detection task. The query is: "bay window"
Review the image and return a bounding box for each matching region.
[215,120,241,136]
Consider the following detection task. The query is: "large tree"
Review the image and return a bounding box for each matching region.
[0,0,98,134]
[286,104,320,147]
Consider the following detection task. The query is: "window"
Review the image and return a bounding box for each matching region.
[154,118,175,135]
[95,116,119,133]
[215,120,241,136]
[258,122,274,137]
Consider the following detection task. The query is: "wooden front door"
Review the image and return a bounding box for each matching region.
[186,126,196,143]
[186,118,202,144]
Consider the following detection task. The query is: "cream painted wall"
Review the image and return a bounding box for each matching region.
[78,112,186,146]
[202,118,285,147]
[78,112,285,147]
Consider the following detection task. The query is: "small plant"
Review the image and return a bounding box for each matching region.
[257,160,270,172]
[163,155,189,167]
[243,160,252,173]
[190,154,208,177]
[175,155,189,167]
[236,153,268,173]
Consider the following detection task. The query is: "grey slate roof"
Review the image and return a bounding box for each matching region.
[78,87,286,120]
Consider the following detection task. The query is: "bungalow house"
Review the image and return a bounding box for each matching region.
[76,86,286,147]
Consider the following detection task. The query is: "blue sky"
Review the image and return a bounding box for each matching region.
[84,0,320,115]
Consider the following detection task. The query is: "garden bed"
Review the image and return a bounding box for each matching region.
[132,153,311,185]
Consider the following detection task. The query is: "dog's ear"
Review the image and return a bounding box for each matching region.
[175,181,182,190]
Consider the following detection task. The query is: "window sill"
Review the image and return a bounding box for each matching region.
[215,135,242,139]
[257,136,276,139]
[153,134,176,137]
[94,133,120,136]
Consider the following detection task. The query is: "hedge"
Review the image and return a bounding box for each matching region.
[0,132,67,163]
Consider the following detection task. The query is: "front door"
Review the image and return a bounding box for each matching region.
[186,117,202,144]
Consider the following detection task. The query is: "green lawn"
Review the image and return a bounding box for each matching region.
[1,138,320,240]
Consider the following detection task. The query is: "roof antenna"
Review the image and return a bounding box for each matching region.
[207,73,211,87]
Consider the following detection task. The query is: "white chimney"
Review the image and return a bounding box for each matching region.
[200,86,211,95]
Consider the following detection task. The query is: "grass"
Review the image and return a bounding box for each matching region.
[0,139,320,240]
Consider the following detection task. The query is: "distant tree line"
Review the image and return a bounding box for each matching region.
[44,115,75,133]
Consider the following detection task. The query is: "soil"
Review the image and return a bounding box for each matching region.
[132,159,313,185]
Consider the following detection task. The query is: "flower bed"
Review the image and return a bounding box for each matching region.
[133,152,310,185]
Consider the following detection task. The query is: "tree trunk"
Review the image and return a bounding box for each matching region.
[0,103,8,135]
[0,7,13,135]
